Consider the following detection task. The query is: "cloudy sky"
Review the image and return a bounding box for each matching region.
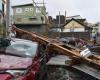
[11,0,100,23]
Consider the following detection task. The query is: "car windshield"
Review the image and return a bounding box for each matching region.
[6,38,38,58]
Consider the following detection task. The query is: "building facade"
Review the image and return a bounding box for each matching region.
[62,18,92,39]
[12,3,47,34]
[63,19,86,32]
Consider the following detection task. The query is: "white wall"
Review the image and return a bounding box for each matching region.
[63,29,70,32]
[74,28,85,32]
[63,28,85,32]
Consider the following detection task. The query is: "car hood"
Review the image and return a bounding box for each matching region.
[0,55,32,70]
[0,74,12,80]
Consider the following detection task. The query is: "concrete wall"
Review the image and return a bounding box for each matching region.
[61,32,91,39]
[12,4,46,24]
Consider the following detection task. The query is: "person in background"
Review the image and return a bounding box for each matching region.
[93,36,96,45]
[92,29,97,45]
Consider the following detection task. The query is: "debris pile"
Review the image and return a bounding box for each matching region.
[47,66,98,80]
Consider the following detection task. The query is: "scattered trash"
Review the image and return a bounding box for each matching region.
[80,48,92,57]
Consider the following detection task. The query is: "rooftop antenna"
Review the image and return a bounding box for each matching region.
[59,11,60,27]
[59,11,61,38]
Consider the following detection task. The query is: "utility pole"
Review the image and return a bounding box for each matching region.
[6,0,10,37]
[58,11,60,27]
[58,11,61,38]
[65,11,66,24]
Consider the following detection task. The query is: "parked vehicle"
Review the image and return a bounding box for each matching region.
[0,38,47,80]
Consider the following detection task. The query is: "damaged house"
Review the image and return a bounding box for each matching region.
[62,17,93,39]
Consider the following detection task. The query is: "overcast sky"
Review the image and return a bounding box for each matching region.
[11,0,100,23]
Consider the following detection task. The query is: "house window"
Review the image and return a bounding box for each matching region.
[30,8,33,11]
[25,8,33,12]
[16,8,22,13]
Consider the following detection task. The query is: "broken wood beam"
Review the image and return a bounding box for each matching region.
[13,27,100,69]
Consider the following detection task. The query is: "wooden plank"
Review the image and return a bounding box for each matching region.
[13,27,100,69]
